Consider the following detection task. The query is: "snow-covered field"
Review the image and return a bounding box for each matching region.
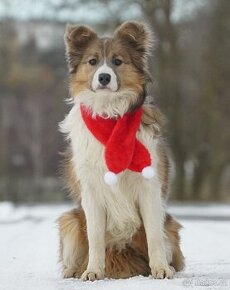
[0,202,230,290]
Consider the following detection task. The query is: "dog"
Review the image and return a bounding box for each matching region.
[58,21,185,281]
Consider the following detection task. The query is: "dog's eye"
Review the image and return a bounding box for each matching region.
[113,59,123,66]
[89,58,97,66]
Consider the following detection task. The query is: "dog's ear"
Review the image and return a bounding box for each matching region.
[65,24,98,73]
[114,21,153,57]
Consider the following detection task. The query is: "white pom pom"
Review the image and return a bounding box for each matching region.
[104,171,118,185]
[142,166,155,179]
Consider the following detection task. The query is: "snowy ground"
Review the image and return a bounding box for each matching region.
[0,202,230,290]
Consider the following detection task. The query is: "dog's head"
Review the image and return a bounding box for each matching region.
[65,21,153,117]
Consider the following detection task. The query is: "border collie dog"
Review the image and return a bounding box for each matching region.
[58,21,184,281]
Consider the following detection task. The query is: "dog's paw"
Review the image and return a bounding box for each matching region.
[63,267,78,278]
[81,269,104,281]
[151,264,174,279]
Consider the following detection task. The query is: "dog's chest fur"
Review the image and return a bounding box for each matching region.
[61,104,160,248]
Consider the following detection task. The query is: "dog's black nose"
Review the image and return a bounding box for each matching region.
[98,73,111,86]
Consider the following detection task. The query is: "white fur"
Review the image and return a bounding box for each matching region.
[60,96,173,277]
[92,60,118,92]
[81,184,106,279]
[63,235,78,268]
[72,88,139,118]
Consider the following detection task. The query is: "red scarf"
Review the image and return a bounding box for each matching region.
[80,105,155,184]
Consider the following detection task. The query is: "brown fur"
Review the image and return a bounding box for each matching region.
[142,104,166,132]
[65,25,98,73]
[156,142,171,198]
[141,104,170,198]
[61,148,81,203]
[58,208,184,278]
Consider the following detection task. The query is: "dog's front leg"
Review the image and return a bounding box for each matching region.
[139,182,173,279]
[81,186,106,281]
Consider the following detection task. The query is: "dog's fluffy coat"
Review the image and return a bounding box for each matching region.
[58,21,184,281]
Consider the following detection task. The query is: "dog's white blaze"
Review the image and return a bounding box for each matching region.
[92,60,118,92]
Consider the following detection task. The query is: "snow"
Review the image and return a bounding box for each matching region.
[0,202,230,290]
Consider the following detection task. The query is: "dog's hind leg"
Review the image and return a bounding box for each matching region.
[164,214,185,272]
[58,208,88,278]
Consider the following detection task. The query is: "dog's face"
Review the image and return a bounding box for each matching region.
[65,21,152,117]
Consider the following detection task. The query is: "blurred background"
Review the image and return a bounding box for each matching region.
[0,0,229,203]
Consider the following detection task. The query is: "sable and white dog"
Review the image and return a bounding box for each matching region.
[58,21,184,281]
